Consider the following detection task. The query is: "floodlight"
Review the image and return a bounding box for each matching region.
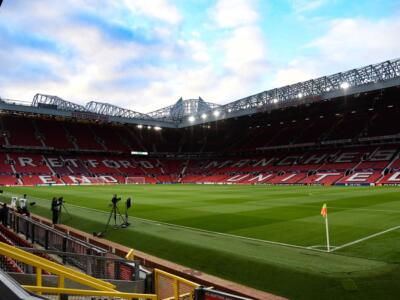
[201,113,207,120]
[272,98,278,104]
[137,124,143,129]
[340,82,350,89]
[213,110,220,117]
[154,126,162,131]
[147,126,152,129]
[188,116,195,122]
[228,109,232,113]
[297,93,303,98]
[131,151,148,155]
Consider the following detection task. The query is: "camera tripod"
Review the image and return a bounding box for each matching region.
[101,202,127,236]
[59,201,71,223]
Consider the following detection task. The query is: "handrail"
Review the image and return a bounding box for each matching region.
[125,248,135,260]
[22,286,157,300]
[14,246,141,281]
[0,242,115,291]
[154,268,200,300]
[155,268,200,288]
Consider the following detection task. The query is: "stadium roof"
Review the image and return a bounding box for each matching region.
[1,58,399,128]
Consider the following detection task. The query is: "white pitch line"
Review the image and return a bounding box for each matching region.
[6,191,398,254]
[307,245,338,252]
[332,225,400,252]
[308,245,327,249]
[6,190,400,214]
[4,192,328,253]
[64,202,330,252]
[249,200,400,214]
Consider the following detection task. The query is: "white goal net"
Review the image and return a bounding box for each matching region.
[125,177,146,184]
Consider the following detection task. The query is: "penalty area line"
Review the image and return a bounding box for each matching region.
[332,225,400,252]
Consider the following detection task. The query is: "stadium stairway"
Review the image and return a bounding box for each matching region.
[0,205,281,300]
[0,241,158,299]
[30,213,282,300]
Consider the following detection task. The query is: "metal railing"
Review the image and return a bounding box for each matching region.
[23,286,157,300]
[194,287,253,300]
[8,211,106,256]
[0,242,158,300]
[2,211,149,282]
[12,248,142,281]
[1,208,250,300]
[154,268,200,300]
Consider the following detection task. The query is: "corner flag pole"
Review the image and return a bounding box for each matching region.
[325,212,330,252]
[321,203,330,252]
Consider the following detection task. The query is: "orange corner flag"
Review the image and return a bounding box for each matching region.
[321,203,327,218]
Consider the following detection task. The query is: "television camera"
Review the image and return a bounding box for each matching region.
[95,195,132,237]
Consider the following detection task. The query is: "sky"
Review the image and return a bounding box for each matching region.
[0,0,399,113]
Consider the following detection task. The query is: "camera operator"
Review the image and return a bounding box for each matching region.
[15,194,31,217]
[111,194,121,206]
[51,197,62,224]
[0,203,9,226]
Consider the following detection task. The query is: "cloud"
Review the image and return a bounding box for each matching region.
[220,26,268,75]
[290,0,329,13]
[2,0,398,116]
[273,16,400,87]
[0,0,186,111]
[0,0,271,113]
[204,0,269,101]
[182,39,211,63]
[309,18,400,66]
[210,0,259,28]
[121,0,182,25]
[273,61,317,87]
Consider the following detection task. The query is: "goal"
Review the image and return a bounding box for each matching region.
[125,177,146,184]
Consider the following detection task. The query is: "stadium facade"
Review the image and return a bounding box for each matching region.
[0,58,400,187]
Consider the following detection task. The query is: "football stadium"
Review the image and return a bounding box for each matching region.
[1,1,400,300]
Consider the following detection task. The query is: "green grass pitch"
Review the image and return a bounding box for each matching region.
[2,184,400,299]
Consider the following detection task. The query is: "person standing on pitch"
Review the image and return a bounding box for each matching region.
[0,203,9,226]
[51,197,61,224]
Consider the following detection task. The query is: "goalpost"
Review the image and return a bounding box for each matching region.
[125,177,146,184]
